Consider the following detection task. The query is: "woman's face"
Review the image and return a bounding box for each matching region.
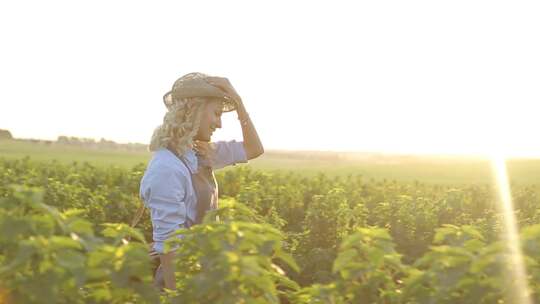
[195,99,223,142]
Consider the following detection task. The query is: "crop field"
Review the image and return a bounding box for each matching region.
[2,139,540,184]
[2,139,540,303]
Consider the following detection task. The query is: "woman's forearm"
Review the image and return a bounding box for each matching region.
[237,101,264,159]
[160,251,176,290]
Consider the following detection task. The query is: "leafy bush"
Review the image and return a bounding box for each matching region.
[3,158,540,303]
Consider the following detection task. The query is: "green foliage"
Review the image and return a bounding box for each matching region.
[332,228,407,303]
[294,227,406,303]
[165,199,300,303]
[401,224,533,304]
[0,186,159,304]
[3,158,540,303]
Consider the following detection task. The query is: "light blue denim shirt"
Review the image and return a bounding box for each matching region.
[139,140,247,253]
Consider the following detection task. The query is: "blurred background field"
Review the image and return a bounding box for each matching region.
[2,138,540,185]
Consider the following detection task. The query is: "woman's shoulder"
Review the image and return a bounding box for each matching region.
[144,148,190,180]
[140,151,190,200]
[210,140,246,158]
[209,140,247,170]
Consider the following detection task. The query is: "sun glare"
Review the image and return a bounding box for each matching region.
[491,154,532,303]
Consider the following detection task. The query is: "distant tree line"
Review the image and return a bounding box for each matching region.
[0,129,13,139]
[0,128,147,151]
[56,136,147,151]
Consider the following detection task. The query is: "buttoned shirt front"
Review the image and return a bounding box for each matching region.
[139,140,247,253]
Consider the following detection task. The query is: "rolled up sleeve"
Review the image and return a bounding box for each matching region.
[211,140,248,170]
[140,166,188,254]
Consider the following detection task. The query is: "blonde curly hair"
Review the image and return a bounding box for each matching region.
[150,72,236,156]
[149,96,208,156]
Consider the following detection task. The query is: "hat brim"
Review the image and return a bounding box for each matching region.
[163,91,237,113]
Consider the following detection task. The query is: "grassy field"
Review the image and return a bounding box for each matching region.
[2,139,540,184]
[0,139,150,167]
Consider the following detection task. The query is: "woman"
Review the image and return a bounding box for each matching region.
[139,72,264,290]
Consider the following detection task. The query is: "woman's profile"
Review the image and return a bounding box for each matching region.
[139,72,264,290]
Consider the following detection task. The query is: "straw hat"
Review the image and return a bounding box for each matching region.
[163,72,237,112]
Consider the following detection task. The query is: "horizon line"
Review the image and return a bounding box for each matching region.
[3,136,540,160]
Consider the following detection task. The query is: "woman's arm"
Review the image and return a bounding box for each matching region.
[206,76,264,160]
[140,163,189,291]
[236,100,264,160]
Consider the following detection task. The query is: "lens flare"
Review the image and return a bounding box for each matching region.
[491,154,532,304]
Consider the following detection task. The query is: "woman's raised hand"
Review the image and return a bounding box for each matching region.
[206,76,243,106]
[193,140,212,156]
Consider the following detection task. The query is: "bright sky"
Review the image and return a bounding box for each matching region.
[1,1,539,156]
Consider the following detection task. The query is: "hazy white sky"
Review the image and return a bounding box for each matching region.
[1,0,539,156]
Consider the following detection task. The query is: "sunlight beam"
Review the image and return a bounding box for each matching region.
[491,154,532,304]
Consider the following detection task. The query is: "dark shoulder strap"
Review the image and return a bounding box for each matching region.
[178,155,193,175]
[167,147,194,177]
